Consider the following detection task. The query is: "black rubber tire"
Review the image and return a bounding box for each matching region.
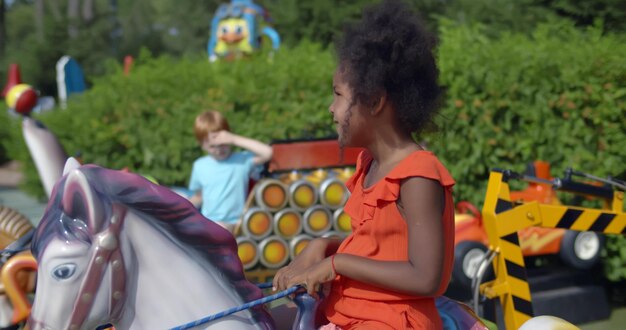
[452,241,490,291]
[559,230,604,270]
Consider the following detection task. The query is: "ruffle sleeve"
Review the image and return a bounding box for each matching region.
[344,150,455,228]
[364,150,454,206]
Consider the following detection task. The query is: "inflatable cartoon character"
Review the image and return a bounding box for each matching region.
[207,0,280,61]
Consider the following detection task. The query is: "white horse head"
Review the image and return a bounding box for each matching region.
[29,163,273,329]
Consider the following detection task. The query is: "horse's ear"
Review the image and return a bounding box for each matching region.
[62,169,104,235]
[63,157,81,176]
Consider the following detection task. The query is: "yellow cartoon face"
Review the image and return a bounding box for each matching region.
[216,18,249,45]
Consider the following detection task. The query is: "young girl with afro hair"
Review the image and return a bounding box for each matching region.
[273,0,455,328]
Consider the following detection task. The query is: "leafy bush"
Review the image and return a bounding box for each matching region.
[432,20,626,280]
[432,20,626,205]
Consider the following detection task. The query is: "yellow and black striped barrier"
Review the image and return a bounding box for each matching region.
[480,170,625,330]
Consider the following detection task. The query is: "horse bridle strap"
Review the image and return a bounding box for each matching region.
[67,204,127,330]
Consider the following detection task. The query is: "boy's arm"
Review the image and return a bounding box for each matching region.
[210,131,273,165]
[231,134,272,165]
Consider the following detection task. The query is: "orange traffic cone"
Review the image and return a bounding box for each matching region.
[1,64,22,98]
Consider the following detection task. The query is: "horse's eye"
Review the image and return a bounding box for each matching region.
[52,264,77,280]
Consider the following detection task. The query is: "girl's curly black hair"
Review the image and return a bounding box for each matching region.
[336,0,442,136]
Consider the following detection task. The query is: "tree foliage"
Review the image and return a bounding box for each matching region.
[0,0,6,56]
[2,0,625,95]
[539,0,626,32]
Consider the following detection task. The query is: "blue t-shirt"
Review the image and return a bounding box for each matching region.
[188,151,255,223]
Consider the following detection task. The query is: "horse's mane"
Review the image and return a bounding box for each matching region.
[32,164,272,327]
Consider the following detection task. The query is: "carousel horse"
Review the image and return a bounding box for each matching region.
[28,159,487,330]
[28,159,275,329]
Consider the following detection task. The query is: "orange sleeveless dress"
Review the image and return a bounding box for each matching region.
[324,150,456,330]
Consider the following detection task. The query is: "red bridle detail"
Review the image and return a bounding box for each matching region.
[67,204,127,330]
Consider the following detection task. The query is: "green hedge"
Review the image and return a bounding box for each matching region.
[3,42,336,197]
[431,20,626,281]
[431,20,626,205]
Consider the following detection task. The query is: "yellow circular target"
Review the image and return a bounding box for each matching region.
[259,236,289,268]
[255,179,288,211]
[236,237,259,270]
[288,180,318,211]
[289,234,313,260]
[303,205,333,236]
[333,207,352,234]
[242,207,273,240]
[273,208,303,239]
[319,178,349,209]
